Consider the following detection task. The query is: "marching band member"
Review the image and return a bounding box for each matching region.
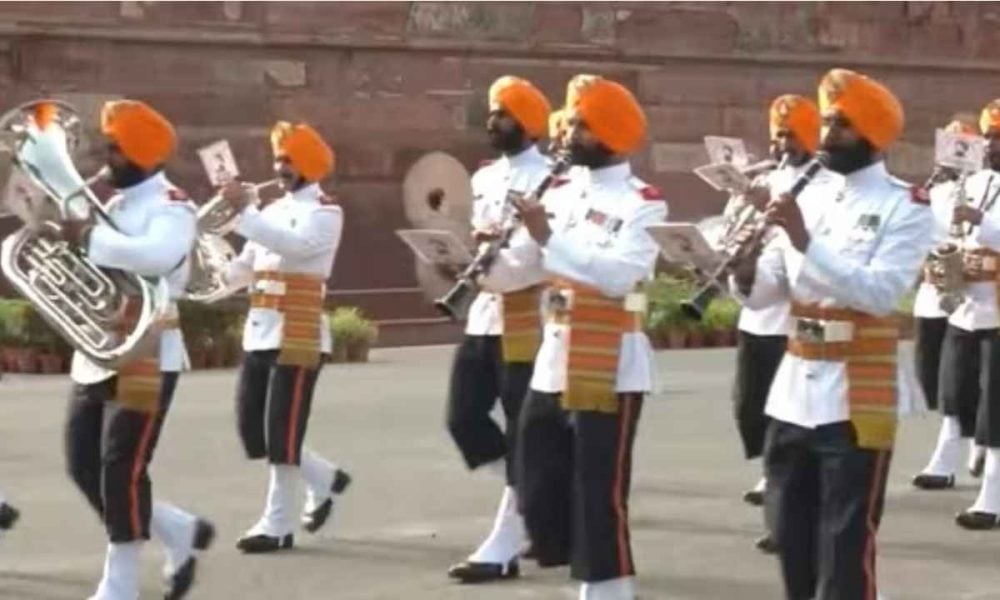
[731,69,932,599]
[508,76,664,600]
[730,95,821,524]
[58,100,214,600]
[444,76,552,583]
[221,121,351,553]
[914,101,1000,528]
[912,115,993,493]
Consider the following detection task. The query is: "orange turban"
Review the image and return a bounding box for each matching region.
[100,100,176,170]
[769,94,820,154]
[270,121,335,182]
[488,76,551,139]
[979,100,1000,135]
[570,77,647,155]
[818,68,904,151]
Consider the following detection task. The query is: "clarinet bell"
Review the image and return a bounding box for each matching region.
[434,278,477,321]
[681,282,721,321]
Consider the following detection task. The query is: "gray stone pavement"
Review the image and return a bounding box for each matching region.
[0,345,998,600]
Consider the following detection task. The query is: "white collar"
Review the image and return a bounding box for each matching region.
[585,162,632,187]
[118,171,167,201]
[499,145,544,170]
[843,161,887,188]
[288,182,320,203]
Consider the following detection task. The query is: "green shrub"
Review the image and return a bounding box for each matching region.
[329,307,378,346]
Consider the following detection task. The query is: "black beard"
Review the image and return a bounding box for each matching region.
[786,148,812,167]
[109,161,150,189]
[280,174,309,192]
[821,139,876,175]
[488,127,528,155]
[569,142,613,169]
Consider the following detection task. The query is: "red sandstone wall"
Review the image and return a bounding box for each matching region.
[0,1,995,331]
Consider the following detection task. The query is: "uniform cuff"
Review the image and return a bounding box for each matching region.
[234,205,262,238]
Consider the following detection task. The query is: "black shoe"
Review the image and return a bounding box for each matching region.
[447,559,519,583]
[742,489,764,507]
[163,557,197,600]
[303,469,352,534]
[955,510,999,530]
[911,473,956,490]
[193,518,216,551]
[755,533,778,554]
[970,454,986,479]
[236,532,294,554]
[0,503,19,530]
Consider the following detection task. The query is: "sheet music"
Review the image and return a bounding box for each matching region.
[198,139,240,186]
[396,229,473,266]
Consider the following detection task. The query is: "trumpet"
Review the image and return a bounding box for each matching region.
[682,153,827,320]
[196,178,281,236]
[184,178,282,304]
[434,153,571,320]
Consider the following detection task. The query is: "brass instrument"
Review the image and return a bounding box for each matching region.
[435,154,571,320]
[682,154,827,320]
[925,171,972,314]
[184,178,281,304]
[0,99,171,369]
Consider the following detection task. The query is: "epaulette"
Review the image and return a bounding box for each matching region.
[167,188,189,202]
[910,185,930,205]
[479,159,496,168]
[629,177,664,201]
[319,193,338,206]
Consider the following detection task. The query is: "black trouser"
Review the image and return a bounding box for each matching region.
[938,325,1000,445]
[765,419,891,600]
[914,317,948,412]
[65,372,179,543]
[236,350,324,465]
[733,331,786,459]
[517,390,643,583]
[446,334,532,485]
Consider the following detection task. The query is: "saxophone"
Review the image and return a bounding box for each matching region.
[926,172,971,314]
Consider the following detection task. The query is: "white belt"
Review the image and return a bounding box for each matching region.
[789,318,854,343]
[253,279,287,296]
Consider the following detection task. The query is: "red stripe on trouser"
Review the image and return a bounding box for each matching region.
[863,451,889,600]
[128,415,157,538]
[612,395,634,577]
[286,368,306,464]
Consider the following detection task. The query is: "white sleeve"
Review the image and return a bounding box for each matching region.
[88,204,196,277]
[542,201,667,297]
[975,211,1000,249]
[235,205,342,260]
[799,199,934,316]
[225,241,256,288]
[477,227,546,293]
[729,242,789,309]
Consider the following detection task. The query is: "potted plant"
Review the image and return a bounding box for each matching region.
[703,298,740,347]
[645,273,699,349]
[329,307,378,363]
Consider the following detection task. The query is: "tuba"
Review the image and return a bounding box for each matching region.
[0,99,171,369]
[184,178,280,304]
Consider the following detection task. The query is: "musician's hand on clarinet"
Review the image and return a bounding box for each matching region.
[513,194,551,245]
[729,223,762,295]
[765,193,809,253]
[953,204,983,226]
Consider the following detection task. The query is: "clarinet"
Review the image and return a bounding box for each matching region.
[434,153,572,320]
[681,152,828,320]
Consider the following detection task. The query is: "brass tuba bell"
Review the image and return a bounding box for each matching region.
[0,99,171,369]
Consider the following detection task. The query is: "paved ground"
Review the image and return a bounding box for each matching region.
[0,345,998,600]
